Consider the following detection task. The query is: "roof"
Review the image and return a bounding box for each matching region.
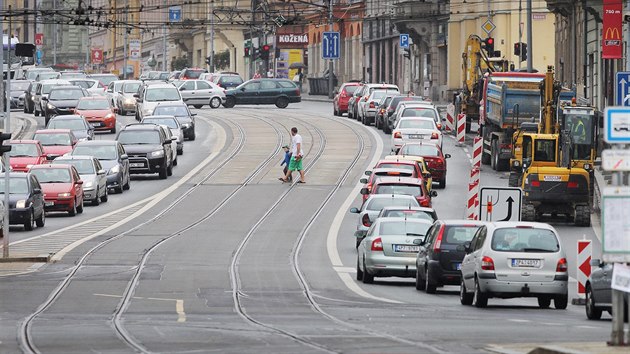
[49,115,83,120]
[373,176,424,185]
[30,163,72,170]
[38,79,71,85]
[122,123,162,131]
[489,221,555,231]
[366,193,417,200]
[78,96,108,100]
[54,155,94,161]
[438,220,487,226]
[377,158,417,166]
[34,129,73,134]
[381,205,435,212]
[75,140,117,146]
[9,139,40,144]
[374,217,434,225]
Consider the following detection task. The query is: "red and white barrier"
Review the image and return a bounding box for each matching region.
[472,136,482,169]
[466,167,480,220]
[456,113,466,145]
[577,240,592,297]
[446,103,455,132]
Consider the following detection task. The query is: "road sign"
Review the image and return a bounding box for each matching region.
[399,34,409,48]
[91,49,103,64]
[602,186,630,262]
[322,31,340,60]
[169,6,182,22]
[604,107,630,143]
[479,187,522,222]
[34,33,43,46]
[129,39,141,60]
[602,149,630,171]
[615,72,630,106]
[481,19,496,35]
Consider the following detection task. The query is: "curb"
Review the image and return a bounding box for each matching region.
[528,346,589,354]
[0,254,51,263]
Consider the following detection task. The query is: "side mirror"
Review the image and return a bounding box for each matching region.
[133,93,139,98]
[46,154,57,161]
[349,207,360,214]
[430,190,438,197]
[113,107,119,114]
[240,87,246,91]
[171,136,178,141]
[41,97,48,102]
[77,180,84,185]
[33,188,42,194]
[413,239,424,245]
[445,154,451,159]
[191,113,198,116]
[179,87,186,91]
[461,241,472,253]
[359,178,368,184]
[364,170,372,176]
[97,169,106,175]
[360,187,370,195]
[121,154,128,160]
[423,173,432,180]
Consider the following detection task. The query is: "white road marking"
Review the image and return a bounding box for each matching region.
[508,319,531,323]
[176,299,186,323]
[575,325,602,330]
[338,273,402,304]
[94,293,185,322]
[333,266,356,273]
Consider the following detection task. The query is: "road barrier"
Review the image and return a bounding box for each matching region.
[446,103,455,132]
[576,239,592,300]
[466,167,480,220]
[473,136,482,169]
[456,113,466,145]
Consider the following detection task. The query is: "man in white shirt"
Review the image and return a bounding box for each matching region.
[281,127,305,183]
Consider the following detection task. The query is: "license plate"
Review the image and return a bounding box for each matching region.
[394,244,420,253]
[455,263,462,270]
[45,202,54,207]
[512,259,541,267]
[408,134,425,139]
[130,163,145,168]
[91,122,103,127]
[543,175,561,182]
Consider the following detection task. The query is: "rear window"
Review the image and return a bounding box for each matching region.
[400,144,438,156]
[219,76,243,84]
[344,85,359,94]
[278,80,296,88]
[367,198,418,211]
[379,221,430,237]
[402,108,437,119]
[444,225,481,244]
[491,227,560,252]
[182,69,205,79]
[398,119,435,129]
[383,210,434,221]
[377,163,414,171]
[375,184,423,196]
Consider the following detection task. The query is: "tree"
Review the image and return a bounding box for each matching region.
[214,50,230,71]
[171,55,191,71]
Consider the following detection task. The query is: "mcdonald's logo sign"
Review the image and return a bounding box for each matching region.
[603,0,622,59]
[604,27,621,46]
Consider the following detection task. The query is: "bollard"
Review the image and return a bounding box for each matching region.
[473,136,482,169]
[466,167,480,220]
[456,113,466,145]
[446,103,455,132]
[572,239,592,305]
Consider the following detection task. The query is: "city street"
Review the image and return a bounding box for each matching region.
[0,101,612,353]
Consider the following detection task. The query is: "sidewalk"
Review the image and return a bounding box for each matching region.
[486,342,630,354]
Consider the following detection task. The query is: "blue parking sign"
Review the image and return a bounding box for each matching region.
[169,6,182,23]
[400,34,409,48]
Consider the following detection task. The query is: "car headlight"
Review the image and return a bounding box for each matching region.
[47,103,56,110]
[583,163,591,170]
[16,200,28,208]
[83,181,93,189]
[58,192,72,197]
[149,150,164,158]
[181,123,191,128]
[125,98,134,104]
[108,165,120,175]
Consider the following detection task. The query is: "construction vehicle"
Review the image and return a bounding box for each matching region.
[515,66,597,226]
[455,35,510,134]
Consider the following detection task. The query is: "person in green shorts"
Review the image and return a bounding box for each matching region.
[281,127,305,183]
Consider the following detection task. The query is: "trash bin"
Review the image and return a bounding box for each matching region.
[308,77,338,95]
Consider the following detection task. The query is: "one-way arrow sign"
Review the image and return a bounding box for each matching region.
[479,187,523,222]
[615,71,630,106]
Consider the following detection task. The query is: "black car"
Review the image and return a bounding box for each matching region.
[223,79,301,109]
[585,260,629,320]
[23,81,37,113]
[0,172,46,230]
[42,86,90,124]
[384,96,428,134]
[116,123,174,179]
[375,95,398,131]
[152,103,197,141]
[72,140,131,193]
[415,220,485,293]
[212,73,244,89]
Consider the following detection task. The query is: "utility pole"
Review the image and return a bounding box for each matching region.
[53,0,57,65]
[2,4,11,258]
[518,0,522,71]
[163,1,168,71]
[327,0,334,99]
[526,0,533,72]
[210,0,215,72]
[123,3,128,79]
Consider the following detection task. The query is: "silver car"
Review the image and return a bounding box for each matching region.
[141,115,184,155]
[52,155,108,205]
[459,222,568,309]
[349,194,420,248]
[175,79,225,109]
[116,80,142,115]
[391,117,443,153]
[356,217,433,284]
[106,80,125,109]
[135,83,183,121]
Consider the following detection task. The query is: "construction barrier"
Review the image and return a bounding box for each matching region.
[472,136,482,169]
[456,113,466,145]
[466,167,480,220]
[577,240,592,297]
[446,103,455,132]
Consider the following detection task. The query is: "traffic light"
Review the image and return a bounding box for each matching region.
[403,47,410,59]
[205,56,211,65]
[483,37,494,54]
[260,44,270,60]
[0,133,12,155]
[244,47,250,57]
[513,42,527,61]
[254,47,260,60]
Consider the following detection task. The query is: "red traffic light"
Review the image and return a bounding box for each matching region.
[487,38,494,45]
[262,45,270,51]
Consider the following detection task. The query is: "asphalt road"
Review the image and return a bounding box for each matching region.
[0,101,611,353]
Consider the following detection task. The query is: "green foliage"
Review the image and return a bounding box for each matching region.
[171,56,191,71]
[214,50,230,70]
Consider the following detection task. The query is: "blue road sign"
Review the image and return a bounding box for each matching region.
[615,72,630,106]
[36,49,42,59]
[400,34,410,48]
[322,31,340,60]
[604,107,630,144]
[169,6,182,23]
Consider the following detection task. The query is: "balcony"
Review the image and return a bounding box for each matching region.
[391,0,445,22]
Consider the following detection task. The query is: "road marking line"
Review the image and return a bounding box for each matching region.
[508,319,531,323]
[333,266,356,273]
[338,273,402,304]
[95,293,185,322]
[176,299,186,323]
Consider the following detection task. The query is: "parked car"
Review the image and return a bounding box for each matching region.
[179,67,207,80]
[141,115,184,155]
[52,155,108,205]
[87,73,118,86]
[415,220,486,293]
[23,81,38,113]
[333,82,362,116]
[223,79,301,108]
[8,140,48,172]
[349,194,421,248]
[33,79,72,117]
[376,206,438,223]
[42,85,90,124]
[212,72,244,89]
[46,115,95,141]
[392,117,443,153]
[356,217,433,284]
[152,103,196,141]
[71,140,130,193]
[74,96,118,133]
[347,86,364,119]
[399,142,450,188]
[29,164,85,216]
[384,96,429,134]
[361,176,436,208]
[356,84,399,122]
[585,260,629,320]
[32,129,78,159]
[0,172,46,230]
[134,82,183,121]
[116,123,174,179]
[175,79,225,108]
[116,80,142,115]
[459,222,568,309]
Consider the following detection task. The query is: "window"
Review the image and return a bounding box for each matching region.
[197,81,211,90]
[491,228,559,252]
[472,227,487,251]
[533,139,555,162]
[33,133,72,146]
[77,99,110,110]
[444,226,481,245]
[402,108,437,120]
[145,87,180,101]
[123,82,141,93]
[0,178,29,194]
[117,130,161,145]
[375,184,422,196]
[143,118,178,129]
[398,119,435,129]
[260,80,278,89]
[31,168,72,183]
[376,163,414,172]
[245,82,261,91]
[49,88,84,100]
[74,145,117,160]
[180,81,195,91]
[379,221,431,237]
[48,119,87,131]
[10,143,39,157]
[56,159,95,174]
[400,144,438,157]
[367,198,418,211]
[384,210,433,222]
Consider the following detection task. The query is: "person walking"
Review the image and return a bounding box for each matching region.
[293,69,304,92]
[279,145,292,182]
[281,127,305,183]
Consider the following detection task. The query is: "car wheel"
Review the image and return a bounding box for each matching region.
[210,97,221,109]
[554,294,568,310]
[537,296,552,309]
[120,108,125,116]
[223,96,236,108]
[190,132,196,141]
[111,126,116,134]
[460,278,474,305]
[123,174,131,190]
[194,104,203,109]
[425,269,437,294]
[356,257,363,281]
[473,277,488,308]
[275,97,289,109]
[167,160,174,176]
[23,105,27,113]
[348,108,353,119]
[101,188,109,202]
[24,210,35,231]
[362,258,374,284]
[415,268,426,291]
[68,199,77,216]
[177,147,183,156]
[77,198,84,214]
[34,109,40,117]
[585,284,602,320]
[93,189,100,206]
[355,238,362,249]
[159,163,168,179]
[35,209,45,228]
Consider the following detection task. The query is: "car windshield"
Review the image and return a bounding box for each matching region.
[33,133,72,146]
[377,163,414,171]
[344,85,359,94]
[375,184,422,196]
[183,70,204,79]
[383,210,434,221]
[71,80,92,89]
[400,144,439,156]
[113,81,124,92]
[144,118,178,128]
[444,225,482,244]
[0,178,29,194]
[48,119,86,131]
[153,106,188,116]
[31,168,72,183]
[401,108,437,119]
[118,131,161,144]
[221,76,243,84]
[491,227,560,252]
[398,119,435,129]
[367,198,417,211]
[9,143,39,157]
[92,75,117,85]
[49,89,83,100]
[38,73,60,80]
[123,82,141,93]
[54,159,95,174]
[60,72,86,79]
[73,145,118,160]
[11,82,30,91]
[379,221,430,237]
[145,87,180,102]
[77,99,110,110]
[28,71,53,80]
[42,84,61,94]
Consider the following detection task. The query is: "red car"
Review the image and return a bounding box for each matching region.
[29,164,84,215]
[334,82,362,116]
[74,96,118,133]
[8,140,48,172]
[360,176,435,208]
[32,129,78,159]
[399,142,451,188]
[360,167,415,201]
[373,159,424,181]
